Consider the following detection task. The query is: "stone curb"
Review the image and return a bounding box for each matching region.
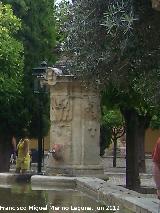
[0,173,159,212]
[31,175,159,213]
[0,173,33,183]
[0,173,17,183]
[31,175,77,189]
[75,177,159,213]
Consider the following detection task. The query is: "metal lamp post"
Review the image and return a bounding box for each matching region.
[32,61,47,174]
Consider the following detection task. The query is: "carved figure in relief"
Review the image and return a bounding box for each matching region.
[88,122,97,137]
[84,98,100,137]
[52,124,72,142]
[52,96,72,121]
[84,98,99,121]
[45,67,63,80]
[46,69,54,80]
[44,69,57,86]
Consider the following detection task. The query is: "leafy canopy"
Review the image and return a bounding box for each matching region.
[2,0,56,137]
[0,2,24,134]
[63,0,160,117]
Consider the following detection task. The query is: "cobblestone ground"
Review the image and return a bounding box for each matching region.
[102,156,155,188]
[10,154,155,188]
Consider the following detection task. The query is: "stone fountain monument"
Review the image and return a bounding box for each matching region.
[44,67,104,176]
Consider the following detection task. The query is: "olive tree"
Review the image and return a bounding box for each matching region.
[63,0,160,190]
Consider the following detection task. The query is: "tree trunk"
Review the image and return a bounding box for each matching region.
[113,138,117,167]
[137,125,146,173]
[122,108,140,190]
[0,135,12,172]
[137,114,151,173]
[137,116,146,173]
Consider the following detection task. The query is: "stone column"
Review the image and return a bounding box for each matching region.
[44,68,103,176]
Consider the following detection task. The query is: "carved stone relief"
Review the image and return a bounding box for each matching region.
[51,96,72,122]
[83,97,100,137]
[44,68,57,86]
[88,122,98,137]
[51,124,72,164]
[52,124,72,144]
[46,74,103,175]
[84,97,100,121]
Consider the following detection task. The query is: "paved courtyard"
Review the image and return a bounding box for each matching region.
[11,154,155,189]
[102,156,155,188]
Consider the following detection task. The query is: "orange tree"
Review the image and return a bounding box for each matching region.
[102,107,125,167]
[0,3,25,171]
[2,0,56,139]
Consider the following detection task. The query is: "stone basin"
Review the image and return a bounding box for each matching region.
[0,173,159,212]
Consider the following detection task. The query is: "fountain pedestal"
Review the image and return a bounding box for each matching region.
[45,68,103,176]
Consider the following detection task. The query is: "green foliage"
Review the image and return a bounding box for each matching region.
[2,0,56,137]
[100,124,112,156]
[2,0,56,67]
[55,0,72,44]
[150,112,160,129]
[29,93,50,138]
[63,0,138,86]
[61,0,157,188]
[64,0,110,81]
[63,0,160,122]
[102,1,136,36]
[100,105,125,156]
[0,3,24,134]
[0,3,23,76]
[102,107,124,128]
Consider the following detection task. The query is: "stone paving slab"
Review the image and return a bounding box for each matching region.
[102,156,153,174]
[105,173,155,187]
[102,156,155,189]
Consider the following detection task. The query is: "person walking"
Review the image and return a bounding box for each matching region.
[16,129,31,174]
[10,136,17,164]
[152,137,160,199]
